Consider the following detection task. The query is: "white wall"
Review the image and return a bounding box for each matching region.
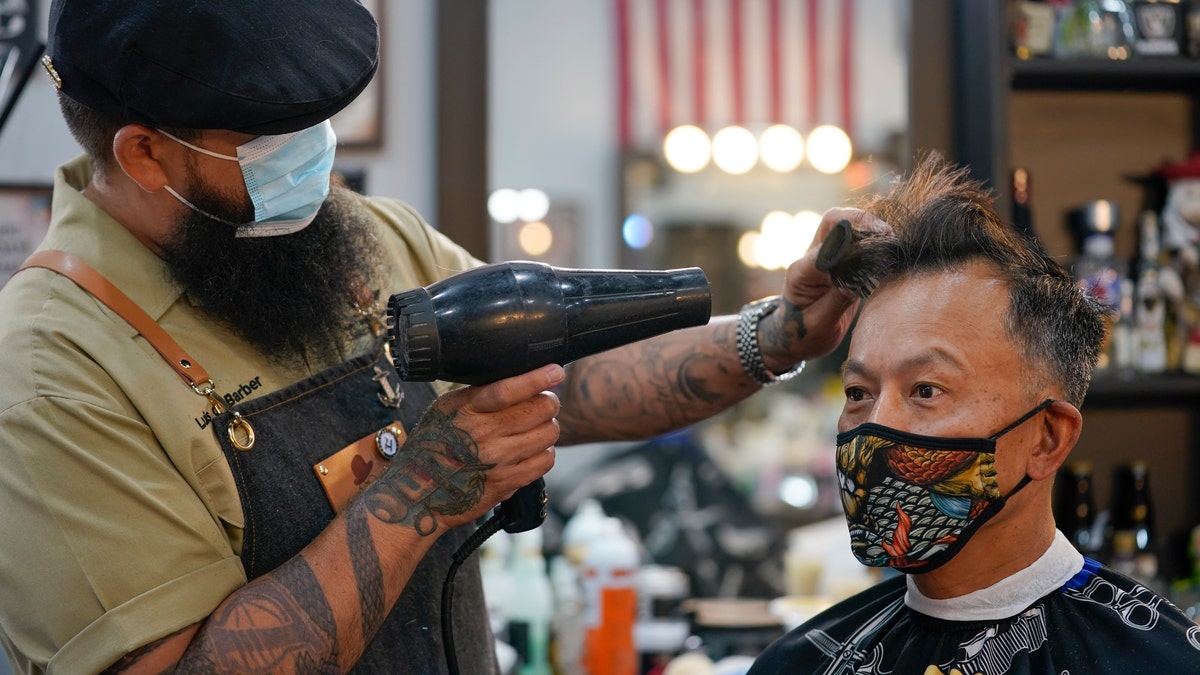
[489,1,618,268]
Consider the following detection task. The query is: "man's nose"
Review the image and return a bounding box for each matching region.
[865,392,907,428]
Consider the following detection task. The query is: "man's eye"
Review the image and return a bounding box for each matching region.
[846,387,866,402]
[915,384,936,399]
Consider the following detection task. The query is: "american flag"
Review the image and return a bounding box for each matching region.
[615,0,857,151]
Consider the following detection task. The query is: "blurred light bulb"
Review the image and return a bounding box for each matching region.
[518,221,554,256]
[759,124,805,172]
[757,211,798,270]
[760,210,793,236]
[488,188,520,224]
[712,125,758,175]
[622,213,654,249]
[791,210,822,258]
[738,230,761,268]
[806,125,853,174]
[663,125,711,173]
[754,230,789,270]
[779,474,818,509]
[516,188,550,222]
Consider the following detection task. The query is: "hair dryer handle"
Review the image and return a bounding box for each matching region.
[496,478,548,533]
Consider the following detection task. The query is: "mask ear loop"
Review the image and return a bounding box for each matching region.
[988,398,1057,440]
[157,129,241,161]
[989,398,1056,502]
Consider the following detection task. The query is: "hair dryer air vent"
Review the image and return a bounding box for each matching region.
[386,288,441,381]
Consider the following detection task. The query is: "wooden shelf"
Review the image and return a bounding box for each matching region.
[1009,56,1200,92]
[1084,373,1200,407]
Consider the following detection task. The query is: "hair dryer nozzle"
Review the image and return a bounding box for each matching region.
[387,262,712,385]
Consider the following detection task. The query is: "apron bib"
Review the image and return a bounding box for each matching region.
[212,345,498,674]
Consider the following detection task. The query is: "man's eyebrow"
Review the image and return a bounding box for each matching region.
[842,359,871,380]
[842,348,967,380]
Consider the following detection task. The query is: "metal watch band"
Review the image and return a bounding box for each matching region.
[736,297,806,385]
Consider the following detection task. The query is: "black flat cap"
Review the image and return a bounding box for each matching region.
[45,0,379,135]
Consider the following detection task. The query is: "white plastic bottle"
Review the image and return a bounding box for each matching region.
[562,498,609,565]
[508,529,554,675]
[581,517,640,675]
[554,499,609,674]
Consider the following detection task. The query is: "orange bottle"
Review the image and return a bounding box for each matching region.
[580,517,639,675]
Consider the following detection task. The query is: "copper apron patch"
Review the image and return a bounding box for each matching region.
[313,422,406,513]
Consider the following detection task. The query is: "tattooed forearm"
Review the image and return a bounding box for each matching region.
[346,512,387,636]
[177,559,339,673]
[364,408,494,535]
[557,319,759,444]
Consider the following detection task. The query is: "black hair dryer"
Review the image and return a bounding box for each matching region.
[386,261,711,532]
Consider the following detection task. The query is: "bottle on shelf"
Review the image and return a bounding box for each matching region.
[581,517,640,675]
[1070,200,1130,375]
[1130,0,1185,56]
[1109,461,1160,588]
[1054,0,1136,59]
[1011,167,1039,242]
[1134,211,1169,374]
[508,529,555,675]
[1055,460,1100,555]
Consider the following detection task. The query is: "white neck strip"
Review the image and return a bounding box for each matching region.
[904,530,1084,622]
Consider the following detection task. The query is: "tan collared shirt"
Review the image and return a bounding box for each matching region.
[0,156,480,674]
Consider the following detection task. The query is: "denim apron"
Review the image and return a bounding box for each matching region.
[211,344,498,674]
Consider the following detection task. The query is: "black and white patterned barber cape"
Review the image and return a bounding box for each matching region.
[749,535,1200,674]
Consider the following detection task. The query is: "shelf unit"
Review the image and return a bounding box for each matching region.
[910,0,1200,580]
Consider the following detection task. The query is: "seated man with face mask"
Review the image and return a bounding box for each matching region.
[749,156,1200,674]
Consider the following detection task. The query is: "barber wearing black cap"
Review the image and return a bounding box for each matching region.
[0,2,866,673]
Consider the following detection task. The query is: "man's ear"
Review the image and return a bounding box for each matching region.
[1027,400,1083,481]
[111,124,174,193]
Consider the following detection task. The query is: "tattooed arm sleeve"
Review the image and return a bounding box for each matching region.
[556,316,764,445]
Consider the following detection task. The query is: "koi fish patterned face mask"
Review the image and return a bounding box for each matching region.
[835,399,1055,573]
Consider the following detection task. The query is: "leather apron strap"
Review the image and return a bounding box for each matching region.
[18,250,212,389]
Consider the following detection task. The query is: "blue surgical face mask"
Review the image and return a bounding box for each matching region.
[159,120,337,237]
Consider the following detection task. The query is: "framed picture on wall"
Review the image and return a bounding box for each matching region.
[330,0,384,149]
[0,184,52,286]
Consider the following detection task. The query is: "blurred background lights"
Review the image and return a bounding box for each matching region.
[737,230,760,268]
[518,221,554,256]
[779,474,818,509]
[516,188,550,222]
[663,124,711,173]
[622,213,654,249]
[792,210,822,255]
[711,125,758,175]
[806,124,853,174]
[740,210,824,270]
[487,188,521,223]
[759,124,805,172]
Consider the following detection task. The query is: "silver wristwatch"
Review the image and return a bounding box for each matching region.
[736,297,806,386]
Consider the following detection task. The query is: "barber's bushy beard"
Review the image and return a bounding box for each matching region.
[159,181,384,368]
